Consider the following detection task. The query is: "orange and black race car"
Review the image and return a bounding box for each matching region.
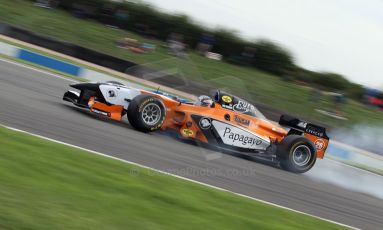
[63,81,329,173]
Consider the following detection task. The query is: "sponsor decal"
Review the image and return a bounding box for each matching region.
[92,109,109,116]
[233,100,255,113]
[223,127,262,146]
[199,117,211,129]
[298,121,308,128]
[221,95,232,103]
[212,120,269,150]
[306,127,324,137]
[182,129,194,136]
[314,139,325,150]
[234,115,250,126]
[222,104,233,110]
[108,90,117,98]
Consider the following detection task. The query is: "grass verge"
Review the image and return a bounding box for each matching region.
[0,126,346,230]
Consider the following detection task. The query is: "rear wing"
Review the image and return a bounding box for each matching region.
[279,115,329,158]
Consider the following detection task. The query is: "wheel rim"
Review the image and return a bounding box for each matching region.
[141,103,161,126]
[292,145,312,166]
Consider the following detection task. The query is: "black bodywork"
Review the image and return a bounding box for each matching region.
[279,115,329,140]
[63,83,107,107]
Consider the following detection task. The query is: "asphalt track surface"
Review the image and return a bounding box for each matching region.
[0,60,382,230]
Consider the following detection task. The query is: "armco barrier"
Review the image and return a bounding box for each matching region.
[0,40,153,90]
[0,41,18,57]
[0,23,136,72]
[18,49,81,76]
[326,144,351,160]
[1,39,200,95]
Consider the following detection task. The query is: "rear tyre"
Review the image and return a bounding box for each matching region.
[277,135,316,173]
[127,94,166,132]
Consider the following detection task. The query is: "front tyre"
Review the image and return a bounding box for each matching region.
[127,95,166,132]
[277,135,316,173]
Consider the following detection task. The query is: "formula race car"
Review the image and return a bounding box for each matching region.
[63,81,329,173]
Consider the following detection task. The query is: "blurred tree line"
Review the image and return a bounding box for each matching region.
[48,0,364,100]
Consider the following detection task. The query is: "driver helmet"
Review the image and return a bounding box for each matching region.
[197,95,213,107]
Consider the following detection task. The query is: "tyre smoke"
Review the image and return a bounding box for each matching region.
[306,159,383,200]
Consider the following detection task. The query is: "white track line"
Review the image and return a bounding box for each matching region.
[1,124,358,230]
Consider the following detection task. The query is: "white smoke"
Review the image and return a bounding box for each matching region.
[306,159,383,200]
[329,124,383,155]
[306,123,383,200]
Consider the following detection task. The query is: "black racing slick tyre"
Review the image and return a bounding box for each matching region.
[127,94,166,132]
[277,135,317,173]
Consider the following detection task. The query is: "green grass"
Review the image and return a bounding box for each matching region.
[0,126,347,230]
[1,0,383,128]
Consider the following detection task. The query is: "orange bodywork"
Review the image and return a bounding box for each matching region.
[89,97,124,121]
[149,92,329,158]
[87,91,329,158]
[304,133,329,159]
[160,98,288,143]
